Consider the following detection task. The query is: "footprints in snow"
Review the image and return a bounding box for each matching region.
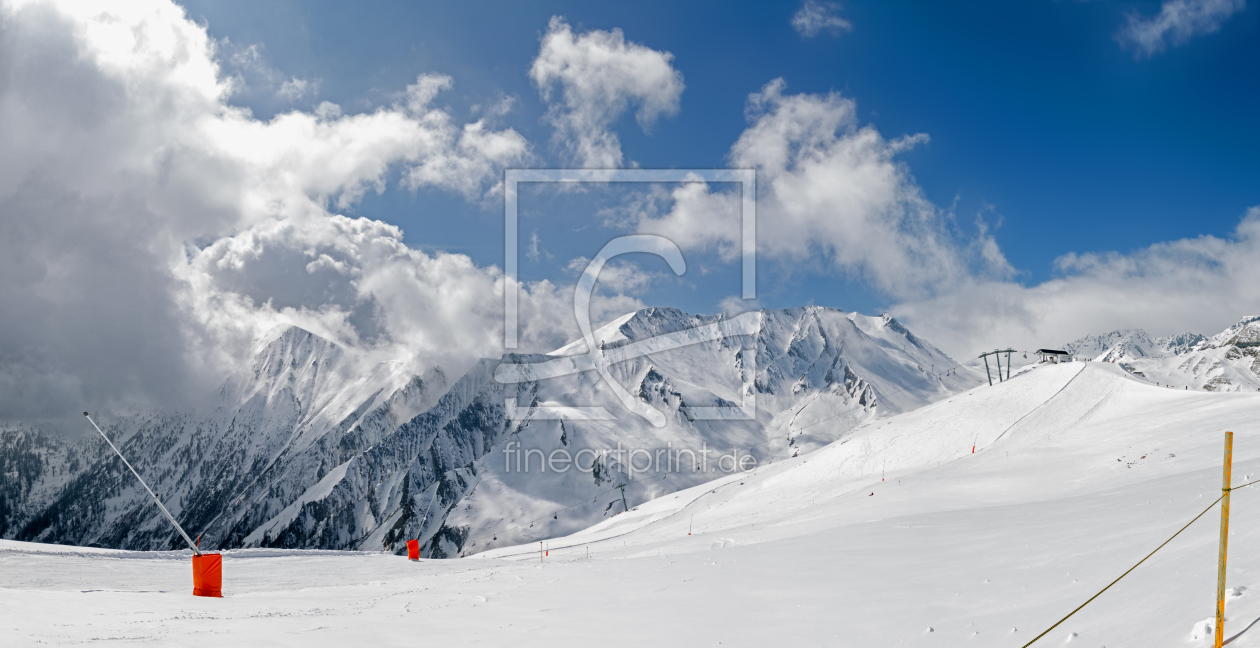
[1190,586,1248,641]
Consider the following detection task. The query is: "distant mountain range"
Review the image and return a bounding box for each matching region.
[1063,316,1260,391]
[0,306,980,557]
[1062,329,1206,362]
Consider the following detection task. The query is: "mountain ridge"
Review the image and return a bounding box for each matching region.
[0,306,979,557]
[1062,316,1260,391]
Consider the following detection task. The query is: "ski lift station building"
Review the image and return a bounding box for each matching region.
[1035,349,1072,364]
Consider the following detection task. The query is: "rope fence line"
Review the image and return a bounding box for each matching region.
[1020,477,1260,648]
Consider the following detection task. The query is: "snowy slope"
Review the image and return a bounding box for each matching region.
[6,362,1260,647]
[476,361,1260,645]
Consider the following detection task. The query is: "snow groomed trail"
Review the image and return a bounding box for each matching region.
[6,362,1260,646]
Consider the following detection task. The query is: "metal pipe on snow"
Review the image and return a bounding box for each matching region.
[84,413,201,555]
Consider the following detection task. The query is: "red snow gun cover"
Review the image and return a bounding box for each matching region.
[192,553,223,598]
[407,539,420,561]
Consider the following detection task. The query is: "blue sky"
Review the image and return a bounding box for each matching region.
[176,0,1259,319]
[1,0,1257,419]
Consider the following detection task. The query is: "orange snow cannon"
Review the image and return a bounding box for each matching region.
[407,539,420,561]
[192,553,223,598]
[85,412,222,598]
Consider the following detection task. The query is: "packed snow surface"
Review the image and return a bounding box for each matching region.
[6,362,1260,646]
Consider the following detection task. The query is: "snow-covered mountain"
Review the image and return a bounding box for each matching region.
[1124,316,1260,392]
[0,426,89,539]
[0,326,447,551]
[1062,317,1260,391]
[1063,328,1205,363]
[0,306,980,557]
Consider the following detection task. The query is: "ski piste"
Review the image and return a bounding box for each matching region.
[5,361,1259,645]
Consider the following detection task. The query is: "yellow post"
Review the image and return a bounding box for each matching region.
[1216,431,1234,648]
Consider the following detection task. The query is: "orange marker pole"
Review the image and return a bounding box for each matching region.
[1215,431,1234,648]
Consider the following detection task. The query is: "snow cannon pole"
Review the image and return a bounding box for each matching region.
[1215,431,1234,648]
[84,413,200,555]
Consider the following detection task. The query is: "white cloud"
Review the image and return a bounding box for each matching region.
[526,230,555,263]
[400,117,531,202]
[529,16,684,168]
[635,181,743,261]
[217,40,291,102]
[1117,0,1245,58]
[315,101,343,119]
[791,0,853,38]
[564,257,661,295]
[276,76,320,102]
[405,73,453,112]
[638,79,1012,302]
[0,0,551,421]
[394,73,530,201]
[473,93,517,118]
[630,78,1260,362]
[894,206,1260,359]
[186,215,567,373]
[718,295,761,315]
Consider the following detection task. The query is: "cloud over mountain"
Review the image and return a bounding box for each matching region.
[0,0,577,423]
[895,206,1260,358]
[530,16,684,168]
[636,79,1012,303]
[1,0,1255,426]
